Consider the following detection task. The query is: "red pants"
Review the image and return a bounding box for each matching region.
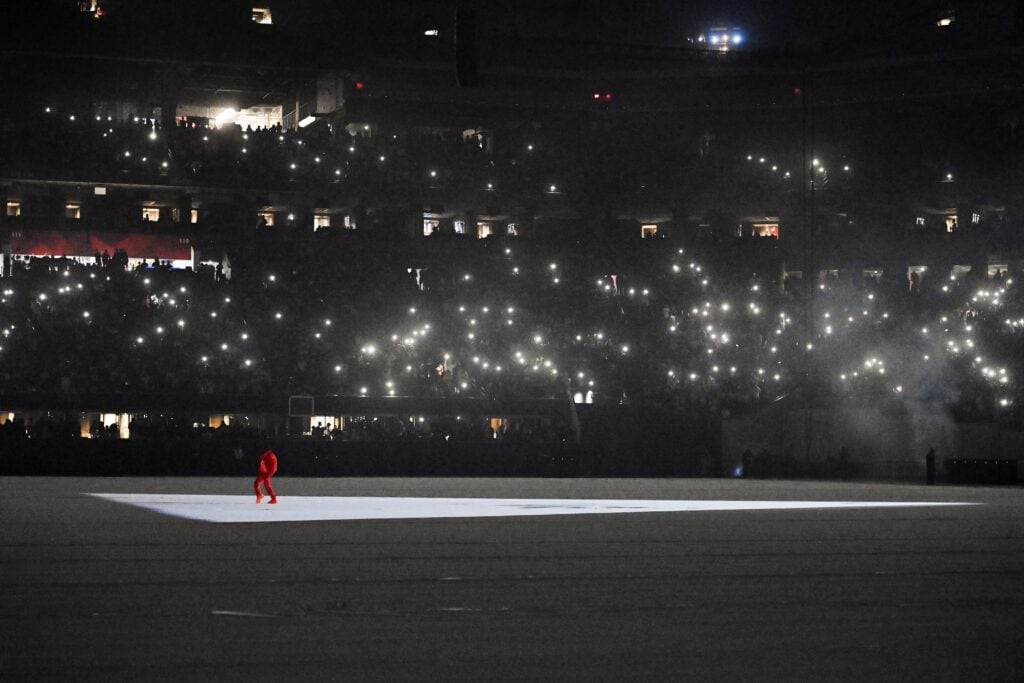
[254,475,276,498]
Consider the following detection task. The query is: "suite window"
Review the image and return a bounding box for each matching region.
[258,211,275,227]
[477,222,493,239]
[142,207,160,222]
[65,204,81,220]
[641,224,658,238]
[191,209,199,224]
[423,219,439,236]
[314,214,331,230]
[6,201,21,217]
[752,223,779,239]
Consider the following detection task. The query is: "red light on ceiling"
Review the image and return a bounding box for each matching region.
[792,87,802,96]
[593,93,601,100]
[355,82,365,90]
[604,92,612,100]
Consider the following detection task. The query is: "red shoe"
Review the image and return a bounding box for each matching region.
[256,494,264,504]
[269,498,278,504]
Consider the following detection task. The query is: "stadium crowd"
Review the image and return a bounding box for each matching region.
[1,230,1020,428]
[0,109,652,204]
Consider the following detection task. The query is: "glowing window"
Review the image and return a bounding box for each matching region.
[191,209,199,224]
[258,211,275,227]
[477,222,493,239]
[752,223,780,239]
[314,214,331,230]
[454,220,466,234]
[142,207,160,222]
[65,204,81,220]
[423,219,439,236]
[252,7,272,24]
[641,224,658,238]
[6,201,21,217]
[506,223,518,236]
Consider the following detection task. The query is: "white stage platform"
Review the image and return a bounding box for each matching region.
[89,493,976,523]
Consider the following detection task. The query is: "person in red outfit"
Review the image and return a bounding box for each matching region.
[254,446,278,504]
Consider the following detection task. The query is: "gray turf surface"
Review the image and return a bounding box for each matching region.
[2,477,1023,681]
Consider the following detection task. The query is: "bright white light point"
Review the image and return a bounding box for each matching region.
[360,387,368,394]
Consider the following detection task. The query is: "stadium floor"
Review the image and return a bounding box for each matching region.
[2,476,1022,681]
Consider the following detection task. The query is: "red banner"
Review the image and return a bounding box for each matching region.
[9,229,191,260]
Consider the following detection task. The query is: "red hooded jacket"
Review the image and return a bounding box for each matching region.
[258,450,278,477]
